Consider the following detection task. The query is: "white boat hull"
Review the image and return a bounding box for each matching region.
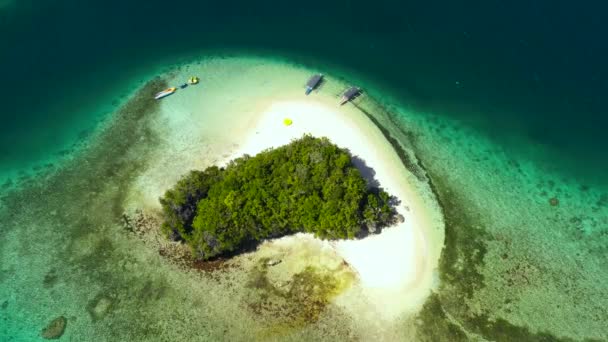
[154,88,176,100]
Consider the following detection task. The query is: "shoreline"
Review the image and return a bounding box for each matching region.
[226,97,443,319]
[122,56,444,326]
[1,54,605,341]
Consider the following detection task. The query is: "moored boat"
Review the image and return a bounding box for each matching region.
[305,73,323,95]
[154,87,177,100]
[339,86,361,105]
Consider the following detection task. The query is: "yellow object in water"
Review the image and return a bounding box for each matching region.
[188,76,199,84]
[283,118,293,126]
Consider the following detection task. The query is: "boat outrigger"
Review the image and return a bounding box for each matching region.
[339,86,361,105]
[305,74,323,95]
[154,87,177,100]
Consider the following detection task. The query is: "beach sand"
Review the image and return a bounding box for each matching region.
[232,99,443,320]
[124,56,445,329]
[2,55,606,341]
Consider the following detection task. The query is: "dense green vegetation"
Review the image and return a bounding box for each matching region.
[160,135,396,260]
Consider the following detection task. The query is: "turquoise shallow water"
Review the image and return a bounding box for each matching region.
[389,107,608,339]
[0,56,606,341]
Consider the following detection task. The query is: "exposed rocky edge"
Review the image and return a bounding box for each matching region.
[40,316,67,340]
[122,209,234,273]
[122,209,190,261]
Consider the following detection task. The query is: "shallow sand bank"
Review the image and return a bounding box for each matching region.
[3,54,605,341]
[121,56,445,335]
[231,99,443,319]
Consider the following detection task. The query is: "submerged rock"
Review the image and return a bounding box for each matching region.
[549,197,559,206]
[41,316,67,340]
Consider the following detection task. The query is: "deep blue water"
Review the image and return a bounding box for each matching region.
[1,0,607,180]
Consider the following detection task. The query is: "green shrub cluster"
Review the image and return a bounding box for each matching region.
[160,135,395,260]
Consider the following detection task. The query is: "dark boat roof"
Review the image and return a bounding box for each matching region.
[306,74,323,87]
[343,86,361,98]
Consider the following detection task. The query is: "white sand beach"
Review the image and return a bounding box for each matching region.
[125,56,444,330]
[232,98,443,320]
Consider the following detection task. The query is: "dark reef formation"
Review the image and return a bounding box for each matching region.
[40,316,67,340]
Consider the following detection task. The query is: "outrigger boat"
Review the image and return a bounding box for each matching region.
[305,74,323,95]
[339,86,361,105]
[154,87,176,100]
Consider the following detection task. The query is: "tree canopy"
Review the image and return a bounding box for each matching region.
[159,135,396,260]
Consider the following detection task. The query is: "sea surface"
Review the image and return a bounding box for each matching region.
[1,0,607,180]
[1,0,607,340]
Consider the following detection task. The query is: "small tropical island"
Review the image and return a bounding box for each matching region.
[108,63,446,335]
[159,135,396,260]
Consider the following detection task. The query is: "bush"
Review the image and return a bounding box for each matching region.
[159,135,396,260]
